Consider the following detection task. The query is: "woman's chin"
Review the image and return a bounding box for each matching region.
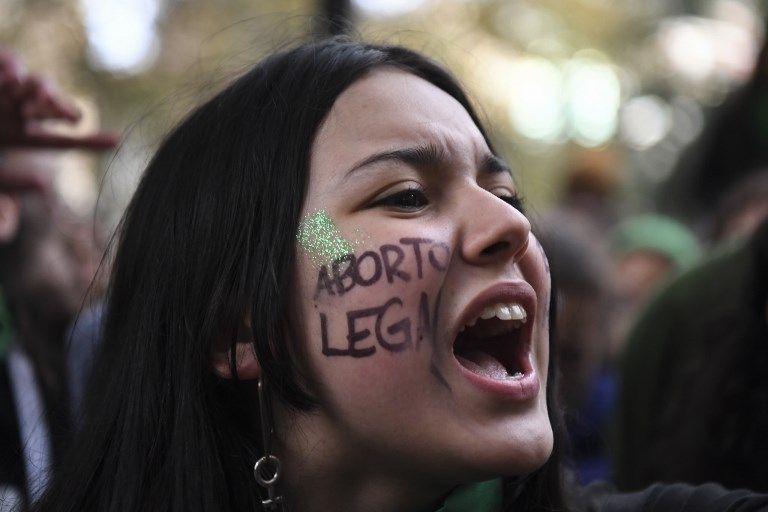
[470,423,554,478]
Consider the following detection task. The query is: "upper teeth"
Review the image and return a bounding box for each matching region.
[462,302,527,330]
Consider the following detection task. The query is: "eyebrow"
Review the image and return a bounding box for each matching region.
[343,142,513,180]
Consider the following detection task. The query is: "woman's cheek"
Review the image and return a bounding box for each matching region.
[522,233,552,380]
[301,236,452,371]
[521,234,551,315]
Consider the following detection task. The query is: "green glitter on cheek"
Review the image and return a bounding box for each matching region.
[297,211,356,266]
[350,228,371,249]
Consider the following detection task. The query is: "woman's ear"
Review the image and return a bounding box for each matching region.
[211,315,261,380]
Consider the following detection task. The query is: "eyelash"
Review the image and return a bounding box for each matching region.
[369,187,427,211]
[369,187,526,214]
[497,193,526,214]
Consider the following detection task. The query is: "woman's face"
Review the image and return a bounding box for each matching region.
[289,68,553,484]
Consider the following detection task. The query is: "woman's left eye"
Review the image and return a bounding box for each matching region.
[490,187,526,214]
[369,187,428,211]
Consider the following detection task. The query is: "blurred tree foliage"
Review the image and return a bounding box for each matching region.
[355,0,665,208]
[1,0,765,219]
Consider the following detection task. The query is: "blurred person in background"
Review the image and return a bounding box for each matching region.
[611,12,768,490]
[0,49,117,510]
[554,148,622,232]
[711,169,768,246]
[609,215,700,358]
[537,213,616,486]
[660,19,768,235]
[613,216,768,492]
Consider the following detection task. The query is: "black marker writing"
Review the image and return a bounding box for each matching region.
[314,237,447,299]
[321,295,416,356]
[381,244,410,284]
[399,238,430,278]
[355,250,382,286]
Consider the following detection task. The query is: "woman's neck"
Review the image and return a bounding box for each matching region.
[274,409,451,512]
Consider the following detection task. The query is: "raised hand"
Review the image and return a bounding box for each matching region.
[0,49,119,149]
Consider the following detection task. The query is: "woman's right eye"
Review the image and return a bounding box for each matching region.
[368,187,428,211]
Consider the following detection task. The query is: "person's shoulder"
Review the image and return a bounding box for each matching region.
[654,239,749,309]
[579,481,768,512]
[621,239,749,358]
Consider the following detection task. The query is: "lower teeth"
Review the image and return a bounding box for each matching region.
[508,371,524,380]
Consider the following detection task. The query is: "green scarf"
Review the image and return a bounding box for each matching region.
[435,479,504,512]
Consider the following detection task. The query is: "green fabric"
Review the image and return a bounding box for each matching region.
[612,239,751,488]
[435,478,504,512]
[612,214,700,270]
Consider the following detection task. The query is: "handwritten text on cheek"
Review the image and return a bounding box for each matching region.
[314,238,449,357]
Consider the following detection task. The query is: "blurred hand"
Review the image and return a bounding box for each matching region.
[0,49,120,149]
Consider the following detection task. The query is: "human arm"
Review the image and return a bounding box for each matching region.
[0,49,119,149]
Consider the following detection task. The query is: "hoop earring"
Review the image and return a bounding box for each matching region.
[254,377,284,511]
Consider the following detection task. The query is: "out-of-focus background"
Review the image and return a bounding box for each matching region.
[2,0,765,227]
[2,0,768,507]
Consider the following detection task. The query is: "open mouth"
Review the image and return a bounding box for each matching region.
[453,302,532,381]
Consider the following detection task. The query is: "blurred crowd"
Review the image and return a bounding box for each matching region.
[1,19,767,512]
[537,28,768,492]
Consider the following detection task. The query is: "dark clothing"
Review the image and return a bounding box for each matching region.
[582,482,768,512]
[0,344,64,510]
[567,367,617,485]
[66,303,104,416]
[0,359,26,508]
[613,221,768,491]
[446,479,768,511]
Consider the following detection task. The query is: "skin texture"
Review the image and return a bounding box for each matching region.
[270,69,553,512]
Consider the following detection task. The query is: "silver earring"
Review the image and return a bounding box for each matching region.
[254,377,284,511]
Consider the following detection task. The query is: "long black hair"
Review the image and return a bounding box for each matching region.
[33,37,568,512]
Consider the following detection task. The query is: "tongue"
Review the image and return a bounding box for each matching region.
[455,349,509,380]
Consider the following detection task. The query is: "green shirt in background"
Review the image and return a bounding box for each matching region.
[436,479,504,512]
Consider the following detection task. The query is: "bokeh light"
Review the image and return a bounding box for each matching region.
[80,0,161,74]
[620,95,672,150]
[506,56,566,144]
[3,0,764,216]
[353,0,429,18]
[565,51,621,147]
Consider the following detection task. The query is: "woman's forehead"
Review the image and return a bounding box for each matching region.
[310,68,489,183]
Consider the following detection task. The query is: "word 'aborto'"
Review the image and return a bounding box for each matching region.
[314,237,449,299]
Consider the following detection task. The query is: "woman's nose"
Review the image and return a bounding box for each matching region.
[459,190,531,266]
